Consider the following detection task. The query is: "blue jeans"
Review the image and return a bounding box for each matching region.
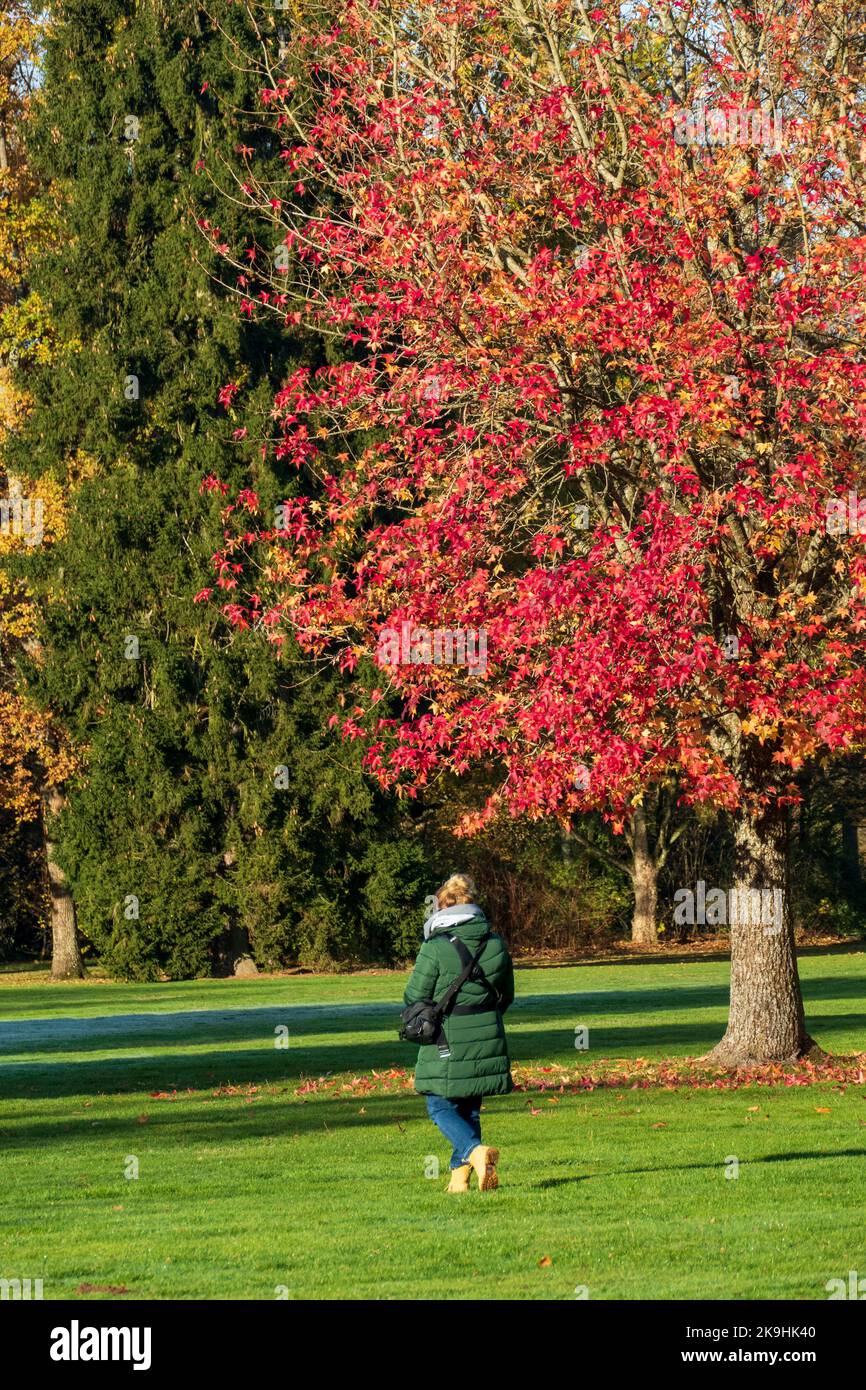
[425,1094,482,1168]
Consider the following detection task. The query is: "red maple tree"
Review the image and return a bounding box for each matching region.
[203,0,866,1064]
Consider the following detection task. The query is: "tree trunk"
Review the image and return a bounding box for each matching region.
[841,816,864,888]
[42,787,84,980]
[220,849,258,976]
[630,802,659,945]
[230,920,259,978]
[707,806,812,1065]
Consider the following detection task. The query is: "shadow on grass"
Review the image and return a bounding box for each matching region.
[2,969,863,1048]
[0,1088,428,1151]
[533,1147,866,1190]
[0,1005,861,1102]
[536,1176,591,1188]
[515,940,865,970]
[0,1022,731,1100]
[5,1079,866,1184]
[601,1149,866,1181]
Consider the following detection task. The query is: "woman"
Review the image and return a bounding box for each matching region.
[404,873,515,1193]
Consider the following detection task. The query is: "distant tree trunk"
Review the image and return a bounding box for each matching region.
[569,786,684,946]
[42,786,84,980]
[229,921,259,977]
[629,803,659,946]
[841,816,865,887]
[707,805,812,1065]
[220,848,258,976]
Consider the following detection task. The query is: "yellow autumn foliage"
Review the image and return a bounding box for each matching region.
[0,3,79,826]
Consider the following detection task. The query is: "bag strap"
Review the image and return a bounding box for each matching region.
[435,934,490,1019]
[462,935,503,1010]
[441,934,501,1012]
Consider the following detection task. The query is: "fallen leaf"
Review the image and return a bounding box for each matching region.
[76,1284,130,1296]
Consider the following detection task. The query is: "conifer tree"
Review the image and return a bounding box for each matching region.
[9,0,429,979]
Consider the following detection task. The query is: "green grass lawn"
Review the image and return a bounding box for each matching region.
[1,946,865,1300]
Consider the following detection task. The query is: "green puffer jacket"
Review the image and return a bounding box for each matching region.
[403,910,515,1098]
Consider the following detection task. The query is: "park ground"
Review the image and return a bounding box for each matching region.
[1,945,865,1300]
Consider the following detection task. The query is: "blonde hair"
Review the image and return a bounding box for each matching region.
[436,873,477,908]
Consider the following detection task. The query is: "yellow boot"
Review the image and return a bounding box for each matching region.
[468,1145,500,1192]
[446,1164,471,1193]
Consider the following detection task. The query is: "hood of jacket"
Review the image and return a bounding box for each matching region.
[423,901,488,941]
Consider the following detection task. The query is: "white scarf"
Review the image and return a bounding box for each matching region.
[423,902,485,941]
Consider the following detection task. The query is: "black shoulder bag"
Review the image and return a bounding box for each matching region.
[399,933,494,1048]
